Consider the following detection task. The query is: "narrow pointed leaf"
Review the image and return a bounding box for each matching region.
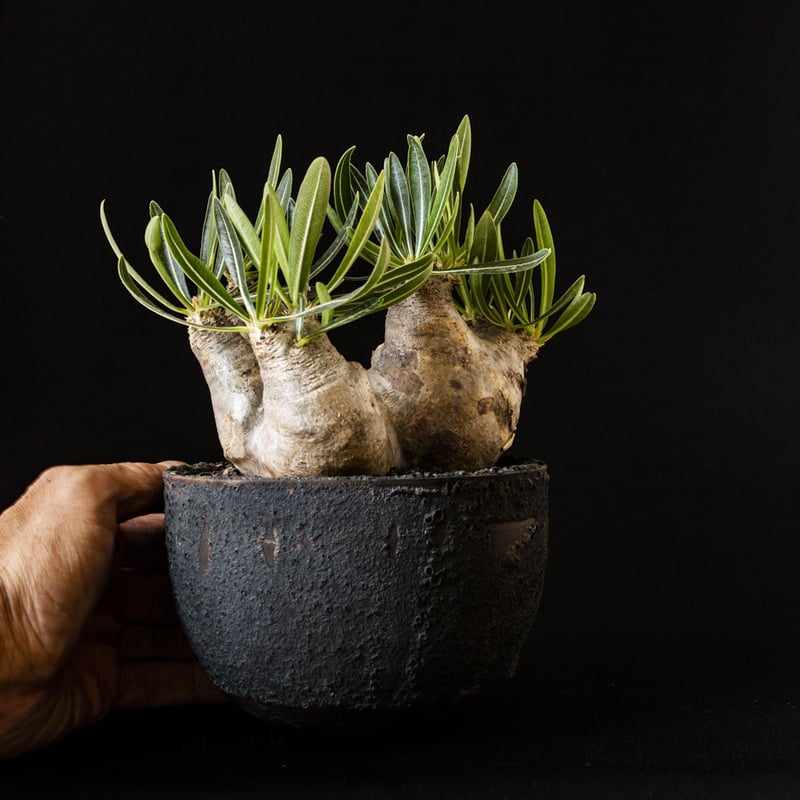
[421,135,460,253]
[287,156,331,304]
[454,114,471,193]
[533,199,556,325]
[311,196,359,279]
[259,185,292,310]
[324,171,386,293]
[199,182,218,264]
[223,193,261,267]
[218,168,235,202]
[275,169,293,212]
[161,215,249,321]
[267,135,283,188]
[315,281,333,326]
[530,275,586,327]
[540,292,596,341]
[407,136,431,256]
[486,163,518,224]
[369,253,433,293]
[469,210,500,263]
[386,151,412,256]
[144,217,194,307]
[333,145,357,222]
[256,185,275,318]
[213,197,255,316]
[99,200,125,260]
[117,256,192,323]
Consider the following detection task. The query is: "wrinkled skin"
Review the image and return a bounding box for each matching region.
[0,462,226,760]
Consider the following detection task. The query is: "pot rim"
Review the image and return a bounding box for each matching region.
[164,456,548,489]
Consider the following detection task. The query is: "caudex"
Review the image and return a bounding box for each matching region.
[101,115,595,478]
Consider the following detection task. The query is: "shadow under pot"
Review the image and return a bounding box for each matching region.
[163,457,549,727]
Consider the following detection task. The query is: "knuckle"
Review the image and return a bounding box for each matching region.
[33,465,110,503]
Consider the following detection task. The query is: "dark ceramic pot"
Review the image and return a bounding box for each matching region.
[163,458,549,726]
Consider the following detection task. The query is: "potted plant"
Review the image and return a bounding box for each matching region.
[101,115,595,725]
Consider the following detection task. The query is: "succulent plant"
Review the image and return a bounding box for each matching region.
[101,115,595,476]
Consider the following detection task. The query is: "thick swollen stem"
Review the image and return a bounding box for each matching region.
[369,275,540,472]
[189,310,400,477]
[246,324,400,477]
[189,311,265,476]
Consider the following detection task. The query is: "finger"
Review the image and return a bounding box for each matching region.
[116,662,229,709]
[91,461,180,522]
[0,461,184,683]
[117,513,168,571]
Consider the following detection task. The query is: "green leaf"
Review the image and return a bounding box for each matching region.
[199,182,218,265]
[117,256,193,323]
[213,197,255,317]
[267,135,283,188]
[463,206,475,256]
[370,256,433,307]
[287,156,331,305]
[161,214,249,322]
[533,199,556,325]
[454,114,471,193]
[332,145,356,223]
[301,255,433,343]
[386,151,413,256]
[486,163,518,225]
[264,184,291,280]
[275,169,293,213]
[407,136,431,257]
[315,281,333,327]
[540,291,596,342]
[438,248,550,276]
[491,271,529,325]
[358,162,392,249]
[102,200,193,309]
[147,206,192,302]
[470,273,505,326]
[369,253,433,293]
[324,171,386,293]
[530,275,586,328]
[144,216,194,307]
[223,193,261,268]
[469,210,499,263]
[218,168,235,202]
[348,236,390,299]
[295,251,431,325]
[311,196,359,280]
[420,134,459,254]
[99,200,124,260]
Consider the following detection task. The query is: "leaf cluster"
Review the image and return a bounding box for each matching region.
[101,115,594,344]
[330,115,595,340]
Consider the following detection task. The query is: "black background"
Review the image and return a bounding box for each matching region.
[2,1,799,796]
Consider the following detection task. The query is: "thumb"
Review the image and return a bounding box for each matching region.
[50,461,173,524]
[90,460,185,522]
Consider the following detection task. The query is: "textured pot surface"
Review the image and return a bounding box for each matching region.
[164,458,549,724]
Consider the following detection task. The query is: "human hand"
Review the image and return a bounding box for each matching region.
[0,462,227,759]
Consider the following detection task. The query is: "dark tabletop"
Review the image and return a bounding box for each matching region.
[3,612,799,800]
